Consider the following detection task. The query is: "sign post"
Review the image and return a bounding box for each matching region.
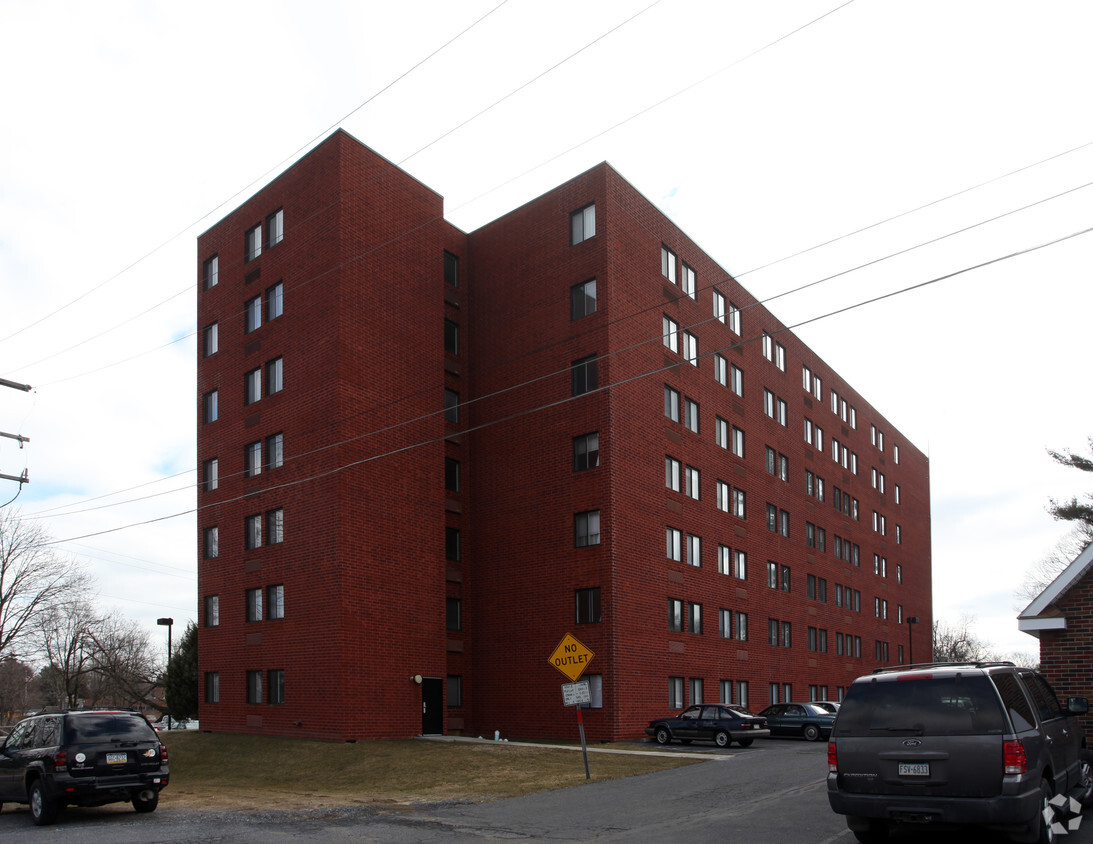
[549,633,595,780]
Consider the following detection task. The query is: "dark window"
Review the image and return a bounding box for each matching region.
[444,389,459,423]
[573,432,599,471]
[444,251,459,287]
[572,355,598,396]
[446,597,462,631]
[448,675,463,707]
[576,587,601,624]
[268,669,285,705]
[246,670,262,704]
[446,527,461,561]
[203,255,219,290]
[205,672,219,704]
[570,204,595,245]
[444,319,459,355]
[574,510,601,547]
[571,279,597,320]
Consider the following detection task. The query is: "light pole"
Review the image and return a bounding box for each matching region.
[907,616,920,666]
[157,618,173,730]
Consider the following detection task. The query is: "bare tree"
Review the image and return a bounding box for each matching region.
[1018,522,1093,605]
[0,656,34,719]
[933,616,991,663]
[0,508,90,662]
[85,610,160,710]
[35,599,98,709]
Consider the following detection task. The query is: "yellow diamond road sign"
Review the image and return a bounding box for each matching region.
[548,633,595,682]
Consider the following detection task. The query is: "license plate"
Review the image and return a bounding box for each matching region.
[106,752,128,764]
[898,762,929,776]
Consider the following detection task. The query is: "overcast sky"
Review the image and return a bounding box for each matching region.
[2,0,1092,663]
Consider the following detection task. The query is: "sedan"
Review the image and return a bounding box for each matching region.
[646,704,770,748]
[757,702,837,741]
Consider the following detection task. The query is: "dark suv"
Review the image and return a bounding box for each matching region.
[0,710,169,825]
[828,662,1093,843]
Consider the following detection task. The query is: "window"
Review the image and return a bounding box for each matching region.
[571,355,597,396]
[775,342,786,371]
[669,677,684,710]
[204,595,219,627]
[267,584,284,620]
[682,263,696,299]
[684,398,699,433]
[268,669,285,705]
[444,319,459,355]
[665,456,681,492]
[715,416,729,450]
[728,302,742,335]
[575,510,601,547]
[780,509,790,537]
[661,245,677,283]
[714,354,727,386]
[245,368,262,406]
[894,444,900,464]
[895,484,901,504]
[730,364,743,397]
[204,526,218,559]
[720,608,733,638]
[733,549,747,579]
[445,458,460,493]
[245,441,262,478]
[662,315,679,352]
[736,613,748,641]
[713,289,726,323]
[576,587,601,624]
[688,602,702,634]
[246,670,262,704]
[668,598,683,632]
[778,399,787,426]
[266,208,283,248]
[204,390,218,423]
[446,527,461,561]
[685,466,700,500]
[664,385,680,422]
[767,504,777,533]
[716,481,731,513]
[686,533,701,567]
[682,331,698,366]
[718,544,731,576]
[205,672,219,704]
[666,527,682,561]
[203,323,218,357]
[763,333,774,362]
[764,389,775,419]
[732,426,745,459]
[203,458,218,492]
[267,508,284,545]
[245,224,262,262]
[246,514,262,550]
[448,675,463,707]
[266,357,283,395]
[266,433,284,470]
[570,204,596,244]
[571,279,597,320]
[573,432,599,471]
[245,296,262,333]
[446,597,462,631]
[731,487,746,518]
[444,389,460,423]
[246,587,262,622]
[444,251,459,286]
[203,254,218,290]
[267,281,284,320]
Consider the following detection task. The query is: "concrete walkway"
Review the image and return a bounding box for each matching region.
[416,733,732,759]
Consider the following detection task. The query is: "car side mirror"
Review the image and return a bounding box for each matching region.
[1068,697,1089,715]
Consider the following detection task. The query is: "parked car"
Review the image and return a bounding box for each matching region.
[646,704,770,748]
[758,702,837,741]
[0,710,169,825]
[828,661,1093,843]
[813,701,841,714]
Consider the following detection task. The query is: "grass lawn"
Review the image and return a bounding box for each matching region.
[159,732,698,811]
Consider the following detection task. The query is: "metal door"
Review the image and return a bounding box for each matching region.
[422,678,443,735]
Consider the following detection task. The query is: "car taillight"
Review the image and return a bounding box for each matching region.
[159,744,168,763]
[52,749,67,770]
[828,741,838,773]
[1003,740,1027,774]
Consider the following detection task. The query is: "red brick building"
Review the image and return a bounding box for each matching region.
[196,129,931,742]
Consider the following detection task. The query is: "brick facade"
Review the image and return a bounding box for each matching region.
[197,129,932,742]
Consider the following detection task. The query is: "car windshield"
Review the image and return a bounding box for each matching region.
[66,714,157,743]
[834,676,1006,737]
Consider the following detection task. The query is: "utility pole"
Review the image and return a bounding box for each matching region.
[1,376,32,487]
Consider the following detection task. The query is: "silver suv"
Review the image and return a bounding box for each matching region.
[827,662,1093,843]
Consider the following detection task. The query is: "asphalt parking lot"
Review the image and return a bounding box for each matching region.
[1,737,1091,842]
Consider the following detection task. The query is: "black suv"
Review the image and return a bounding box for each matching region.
[0,710,169,825]
[828,662,1093,843]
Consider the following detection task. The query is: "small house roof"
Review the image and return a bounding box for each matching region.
[1018,539,1093,638]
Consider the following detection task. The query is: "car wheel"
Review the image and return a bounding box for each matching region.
[714,730,731,748]
[132,789,159,813]
[850,822,889,843]
[1077,749,1093,808]
[736,738,753,748]
[803,723,821,742]
[655,726,672,745]
[1036,779,1056,844]
[29,780,58,826]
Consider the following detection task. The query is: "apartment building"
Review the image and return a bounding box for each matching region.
[196,129,931,742]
